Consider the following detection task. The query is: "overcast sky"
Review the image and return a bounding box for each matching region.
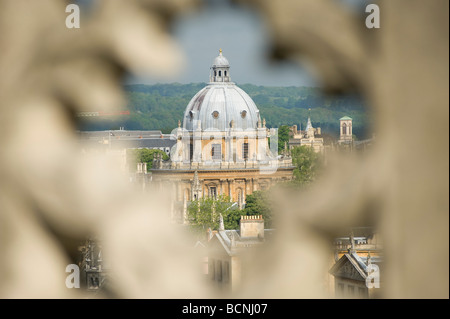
[126,0,317,87]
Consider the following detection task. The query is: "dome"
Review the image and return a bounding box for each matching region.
[183,83,261,131]
[212,49,229,67]
[183,50,261,131]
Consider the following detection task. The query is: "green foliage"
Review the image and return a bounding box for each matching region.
[278,125,290,153]
[290,146,321,186]
[242,190,273,228]
[126,148,168,172]
[187,195,240,231]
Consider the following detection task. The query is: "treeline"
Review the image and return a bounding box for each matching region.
[78,83,370,139]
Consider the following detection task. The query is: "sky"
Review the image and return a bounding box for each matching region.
[126,0,317,87]
[75,0,375,87]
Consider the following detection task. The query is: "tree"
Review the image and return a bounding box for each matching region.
[126,148,168,172]
[187,195,240,232]
[242,190,273,228]
[278,125,290,153]
[290,145,321,186]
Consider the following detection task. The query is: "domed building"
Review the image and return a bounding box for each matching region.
[151,50,294,223]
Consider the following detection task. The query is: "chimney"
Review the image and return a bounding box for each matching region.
[239,215,264,239]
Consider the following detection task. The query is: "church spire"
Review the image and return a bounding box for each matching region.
[306,108,313,131]
[306,116,313,130]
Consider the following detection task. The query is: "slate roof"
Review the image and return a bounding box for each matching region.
[329,253,368,280]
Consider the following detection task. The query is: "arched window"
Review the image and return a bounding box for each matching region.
[209,186,217,199]
[342,123,347,135]
[189,142,194,161]
[214,71,217,76]
[211,144,221,160]
[224,70,227,76]
[243,137,249,160]
[218,70,222,76]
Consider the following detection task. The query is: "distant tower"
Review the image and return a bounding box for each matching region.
[339,116,353,143]
[305,114,315,138]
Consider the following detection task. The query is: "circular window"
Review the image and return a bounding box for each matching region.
[241,110,247,118]
[212,111,219,119]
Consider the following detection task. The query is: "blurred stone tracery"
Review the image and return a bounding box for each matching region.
[0,0,447,298]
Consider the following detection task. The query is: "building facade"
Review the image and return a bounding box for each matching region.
[288,116,324,153]
[329,229,383,298]
[338,116,353,144]
[207,215,269,293]
[151,50,294,223]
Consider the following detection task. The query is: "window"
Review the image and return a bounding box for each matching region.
[88,274,100,289]
[209,187,217,199]
[242,142,249,160]
[218,70,222,76]
[224,70,227,76]
[209,259,215,280]
[358,287,367,298]
[189,143,193,161]
[348,285,354,295]
[216,260,222,282]
[223,261,229,283]
[211,144,221,160]
[337,283,344,296]
[342,123,347,135]
[214,71,217,76]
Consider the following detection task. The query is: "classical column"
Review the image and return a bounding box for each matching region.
[201,180,205,198]
[252,178,258,192]
[220,179,226,196]
[244,179,248,202]
[229,179,235,201]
